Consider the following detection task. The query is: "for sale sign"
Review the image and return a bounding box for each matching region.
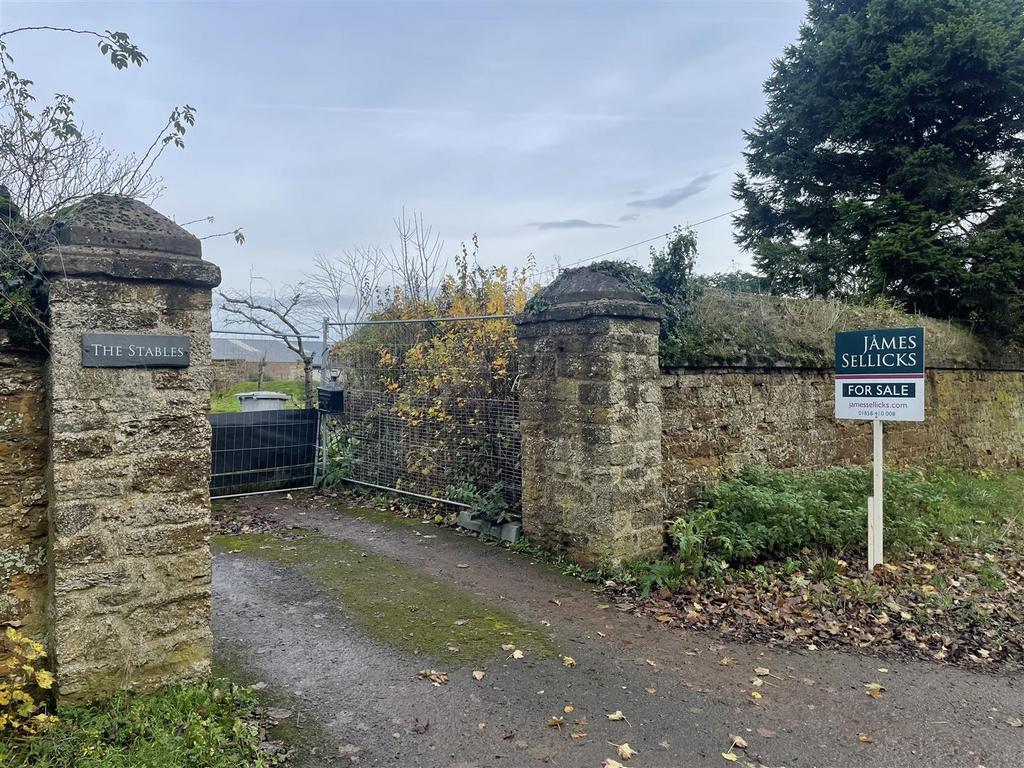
[834,327,925,422]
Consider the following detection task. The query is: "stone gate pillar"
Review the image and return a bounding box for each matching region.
[39,195,221,701]
[514,268,664,566]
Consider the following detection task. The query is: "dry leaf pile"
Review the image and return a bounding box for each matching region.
[211,505,278,535]
[635,544,1024,668]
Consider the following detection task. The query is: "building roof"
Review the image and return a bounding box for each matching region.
[212,336,326,364]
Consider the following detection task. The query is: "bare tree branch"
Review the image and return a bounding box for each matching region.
[217,275,319,407]
[389,207,446,302]
[307,246,384,329]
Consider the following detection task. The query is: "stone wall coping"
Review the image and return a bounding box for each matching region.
[52,195,202,258]
[515,298,663,325]
[38,246,222,289]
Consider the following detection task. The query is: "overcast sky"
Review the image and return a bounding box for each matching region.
[2,0,806,294]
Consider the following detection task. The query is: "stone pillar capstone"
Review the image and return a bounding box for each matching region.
[514,267,664,566]
[39,195,220,701]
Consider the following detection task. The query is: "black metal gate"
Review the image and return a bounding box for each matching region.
[209,409,319,498]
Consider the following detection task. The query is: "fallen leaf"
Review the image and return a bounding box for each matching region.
[877,668,889,673]
[604,760,625,768]
[607,710,626,721]
[659,739,670,749]
[656,614,674,623]
[857,732,873,743]
[562,655,577,667]
[1007,717,1023,728]
[472,670,485,681]
[750,691,762,700]
[754,666,770,676]
[511,649,524,660]
[646,659,657,667]
[563,705,574,714]
[456,563,469,569]
[719,656,733,666]
[549,598,561,606]
[546,716,565,729]
[571,730,587,740]
[417,670,448,686]
[501,643,516,651]
[722,752,738,762]
[729,734,748,749]
[616,742,638,760]
[865,682,885,699]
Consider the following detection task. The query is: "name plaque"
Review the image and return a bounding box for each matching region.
[81,332,191,368]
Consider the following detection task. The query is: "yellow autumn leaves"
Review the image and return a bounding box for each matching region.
[1,626,57,735]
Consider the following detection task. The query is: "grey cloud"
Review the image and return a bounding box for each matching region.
[618,213,639,222]
[527,219,618,230]
[627,172,718,209]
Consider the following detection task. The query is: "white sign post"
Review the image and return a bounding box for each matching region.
[835,327,925,569]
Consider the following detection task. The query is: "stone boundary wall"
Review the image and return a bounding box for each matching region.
[0,342,48,636]
[661,366,1024,507]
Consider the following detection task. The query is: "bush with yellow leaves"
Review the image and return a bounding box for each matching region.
[326,246,537,519]
[0,626,56,735]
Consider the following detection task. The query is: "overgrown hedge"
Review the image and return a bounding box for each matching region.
[527,259,1024,370]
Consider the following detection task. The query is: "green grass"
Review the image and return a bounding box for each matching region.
[210,380,310,413]
[0,678,285,768]
[657,466,1024,583]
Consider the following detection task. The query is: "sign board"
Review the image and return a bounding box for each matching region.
[81,332,190,368]
[834,327,924,422]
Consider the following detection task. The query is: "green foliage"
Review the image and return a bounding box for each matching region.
[734,0,1024,342]
[648,226,697,297]
[691,269,766,294]
[0,193,48,346]
[664,466,1024,578]
[444,481,512,525]
[0,678,287,768]
[626,559,687,597]
[209,380,309,413]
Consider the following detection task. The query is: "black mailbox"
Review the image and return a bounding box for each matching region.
[317,386,344,413]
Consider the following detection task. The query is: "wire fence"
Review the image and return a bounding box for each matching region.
[209,409,319,498]
[320,315,522,519]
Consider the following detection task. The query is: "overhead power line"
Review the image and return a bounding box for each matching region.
[534,206,744,279]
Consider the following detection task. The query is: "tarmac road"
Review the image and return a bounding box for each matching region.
[212,494,1023,768]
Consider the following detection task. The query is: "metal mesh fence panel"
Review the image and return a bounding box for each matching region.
[321,316,521,516]
[209,409,319,498]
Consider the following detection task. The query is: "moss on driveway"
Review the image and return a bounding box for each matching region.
[213,530,553,664]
